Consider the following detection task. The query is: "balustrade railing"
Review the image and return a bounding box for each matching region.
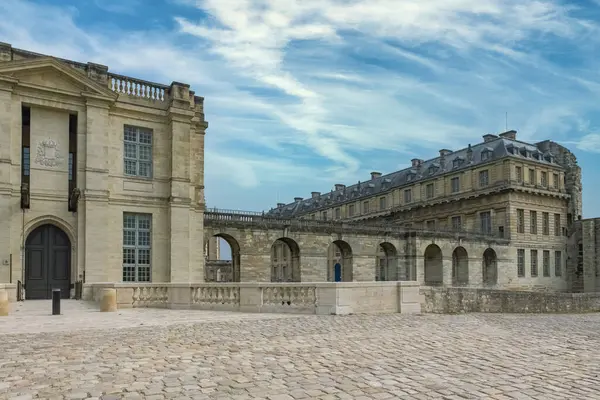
[132,286,169,307]
[108,73,168,101]
[262,285,317,307]
[191,285,240,305]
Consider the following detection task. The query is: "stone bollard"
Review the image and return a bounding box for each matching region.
[100,288,117,312]
[0,289,9,316]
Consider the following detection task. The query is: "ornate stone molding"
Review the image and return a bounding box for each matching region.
[35,138,64,167]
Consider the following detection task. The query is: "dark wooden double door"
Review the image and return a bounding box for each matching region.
[25,224,71,300]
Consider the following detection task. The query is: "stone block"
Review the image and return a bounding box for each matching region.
[100,288,117,312]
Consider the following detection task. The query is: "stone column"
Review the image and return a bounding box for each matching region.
[167,82,195,282]
[442,256,453,286]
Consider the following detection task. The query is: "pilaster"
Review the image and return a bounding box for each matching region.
[83,98,110,282]
[167,82,195,282]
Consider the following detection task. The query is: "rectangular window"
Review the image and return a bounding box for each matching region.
[552,173,559,188]
[541,171,547,187]
[451,177,460,193]
[348,204,355,217]
[554,251,562,277]
[530,211,537,234]
[529,168,535,184]
[479,170,489,187]
[543,250,550,277]
[517,209,525,233]
[379,196,387,210]
[517,249,525,277]
[426,183,434,199]
[451,216,462,231]
[124,125,153,178]
[23,147,30,176]
[480,211,492,234]
[530,249,538,277]
[21,106,31,209]
[335,208,341,219]
[542,212,549,235]
[122,213,152,282]
[68,113,78,212]
[321,211,327,221]
[311,214,315,220]
[554,214,561,236]
[426,220,436,230]
[516,166,522,182]
[363,201,369,214]
[404,189,412,203]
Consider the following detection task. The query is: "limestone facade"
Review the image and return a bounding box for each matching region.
[264,131,580,290]
[0,43,207,299]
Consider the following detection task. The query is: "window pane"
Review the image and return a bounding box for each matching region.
[138,162,152,178]
[124,143,137,159]
[123,231,136,246]
[138,231,151,247]
[138,249,151,265]
[123,214,136,229]
[138,131,152,144]
[124,160,137,175]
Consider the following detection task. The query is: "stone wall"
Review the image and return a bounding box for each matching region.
[422,287,600,313]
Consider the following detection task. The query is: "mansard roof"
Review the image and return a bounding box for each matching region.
[266,132,561,218]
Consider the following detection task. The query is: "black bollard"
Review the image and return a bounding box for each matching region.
[52,289,61,315]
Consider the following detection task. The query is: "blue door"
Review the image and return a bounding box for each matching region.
[334,263,342,282]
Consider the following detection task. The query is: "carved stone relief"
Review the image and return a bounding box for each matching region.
[35,138,64,167]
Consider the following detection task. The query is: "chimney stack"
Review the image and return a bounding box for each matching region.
[466,144,473,162]
[499,130,517,140]
[439,149,452,157]
[277,203,285,208]
[370,171,382,180]
[482,134,498,143]
[334,184,346,191]
[294,197,303,202]
[411,158,423,168]
[311,191,320,199]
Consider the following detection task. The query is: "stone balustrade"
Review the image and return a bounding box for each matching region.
[107,73,168,102]
[84,282,423,315]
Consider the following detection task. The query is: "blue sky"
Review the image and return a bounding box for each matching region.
[2,0,600,223]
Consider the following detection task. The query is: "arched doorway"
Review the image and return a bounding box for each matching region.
[452,246,469,286]
[482,248,498,286]
[377,242,398,281]
[25,224,71,299]
[270,238,301,282]
[424,244,443,286]
[328,240,353,282]
[208,233,240,282]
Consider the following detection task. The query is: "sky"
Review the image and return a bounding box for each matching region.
[2,0,600,259]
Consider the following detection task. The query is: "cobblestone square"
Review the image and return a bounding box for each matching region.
[2,301,600,399]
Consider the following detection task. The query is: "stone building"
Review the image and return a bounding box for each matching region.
[0,43,207,299]
[268,131,582,290]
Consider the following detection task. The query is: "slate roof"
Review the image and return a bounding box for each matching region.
[266,132,560,218]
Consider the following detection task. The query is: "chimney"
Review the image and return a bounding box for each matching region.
[482,134,498,143]
[277,203,285,208]
[370,171,382,180]
[466,144,473,162]
[411,158,423,168]
[499,130,517,140]
[311,191,320,199]
[334,184,346,191]
[439,149,452,157]
[294,197,303,202]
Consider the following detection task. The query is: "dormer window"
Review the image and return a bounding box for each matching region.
[519,148,527,157]
[481,148,492,161]
[428,165,439,175]
[407,173,415,182]
[452,158,464,168]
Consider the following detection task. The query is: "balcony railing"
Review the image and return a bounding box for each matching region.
[107,73,169,101]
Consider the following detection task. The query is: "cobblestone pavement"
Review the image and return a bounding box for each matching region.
[2,302,600,400]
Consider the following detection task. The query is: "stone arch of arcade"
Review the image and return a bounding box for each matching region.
[203,221,508,284]
[270,237,301,282]
[209,233,241,282]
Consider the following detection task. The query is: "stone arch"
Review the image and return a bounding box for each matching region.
[270,237,301,282]
[212,233,241,282]
[328,240,353,282]
[482,248,498,286]
[377,242,398,281]
[424,244,443,286]
[25,223,72,299]
[21,215,77,288]
[452,246,469,286]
